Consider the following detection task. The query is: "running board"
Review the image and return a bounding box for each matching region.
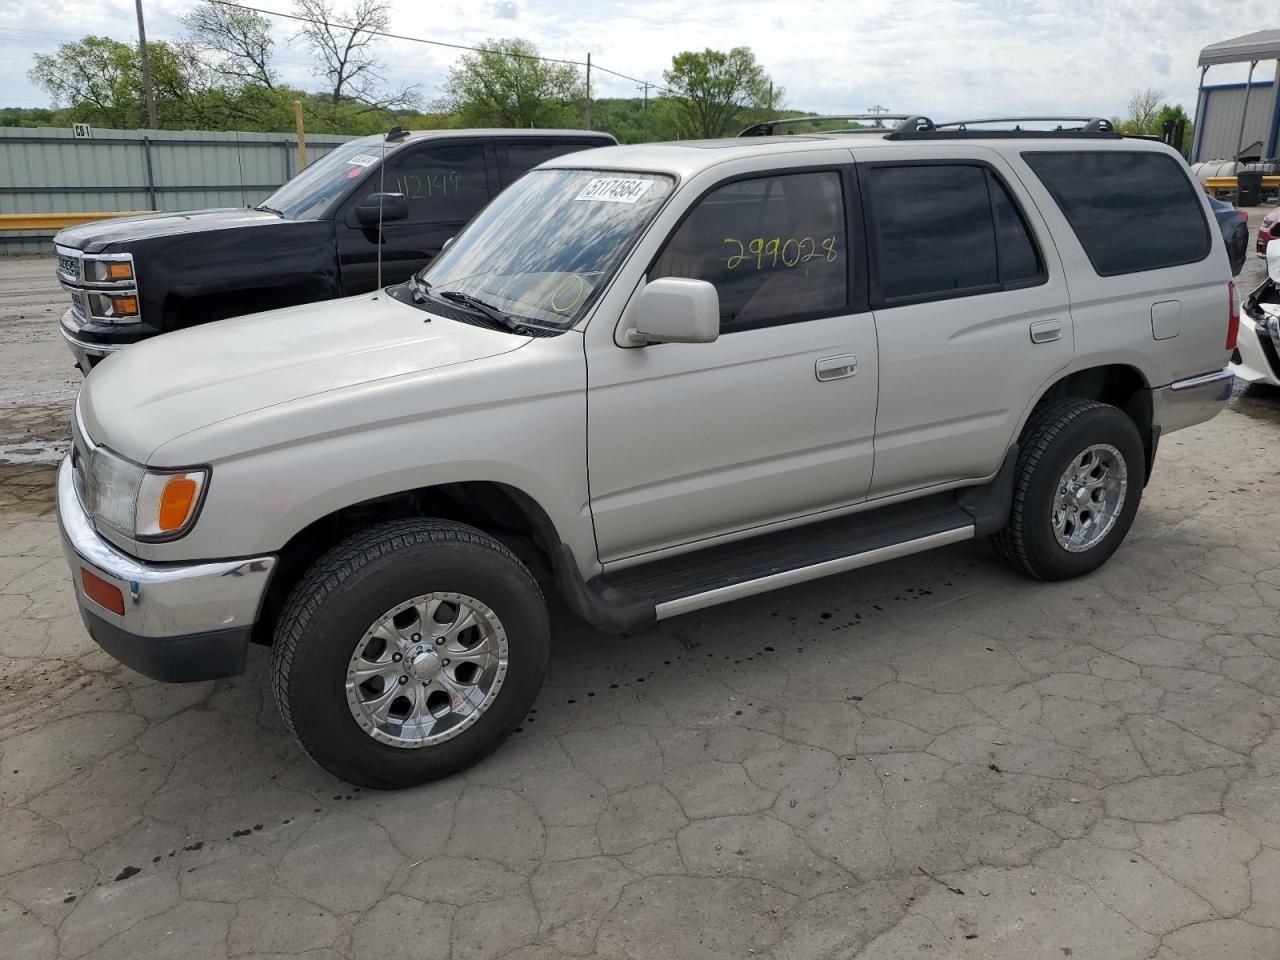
[551,447,1015,634]
[652,524,973,620]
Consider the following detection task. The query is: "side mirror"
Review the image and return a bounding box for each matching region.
[1269,238,1280,283]
[354,192,409,227]
[624,277,719,346]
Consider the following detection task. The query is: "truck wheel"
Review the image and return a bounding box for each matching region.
[270,519,549,788]
[992,398,1144,581]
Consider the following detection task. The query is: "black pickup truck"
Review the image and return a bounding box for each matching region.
[54,128,615,371]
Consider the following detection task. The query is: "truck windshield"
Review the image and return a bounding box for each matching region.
[419,168,675,328]
[258,138,384,220]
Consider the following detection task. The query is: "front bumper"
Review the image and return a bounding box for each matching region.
[1150,367,1234,434]
[60,308,128,373]
[1229,312,1280,388]
[56,456,277,682]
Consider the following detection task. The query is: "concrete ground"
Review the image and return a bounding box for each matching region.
[2,229,1280,959]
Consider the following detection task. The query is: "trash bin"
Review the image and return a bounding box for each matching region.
[1238,170,1264,206]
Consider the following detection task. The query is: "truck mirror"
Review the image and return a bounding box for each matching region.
[355,193,409,227]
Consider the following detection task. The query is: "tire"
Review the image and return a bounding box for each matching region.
[992,398,1144,581]
[270,519,549,789]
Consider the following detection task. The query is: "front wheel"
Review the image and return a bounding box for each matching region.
[992,398,1145,581]
[270,519,550,788]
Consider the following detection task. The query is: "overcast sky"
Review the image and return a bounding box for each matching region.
[0,0,1274,121]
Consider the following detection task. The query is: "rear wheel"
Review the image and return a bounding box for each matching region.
[270,519,549,788]
[992,398,1144,580]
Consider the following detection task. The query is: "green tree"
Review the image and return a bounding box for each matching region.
[660,47,775,138]
[28,35,209,128]
[438,38,583,128]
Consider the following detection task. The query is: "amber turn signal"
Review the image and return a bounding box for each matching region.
[111,295,139,316]
[157,476,199,532]
[107,261,134,280]
[81,568,125,616]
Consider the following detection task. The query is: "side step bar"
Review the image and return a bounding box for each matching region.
[652,525,973,620]
[552,446,1017,635]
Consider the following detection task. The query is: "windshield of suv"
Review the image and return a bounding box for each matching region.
[418,168,675,328]
[258,137,384,220]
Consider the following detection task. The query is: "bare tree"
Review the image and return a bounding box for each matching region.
[180,1,276,90]
[293,0,417,110]
[1125,87,1165,135]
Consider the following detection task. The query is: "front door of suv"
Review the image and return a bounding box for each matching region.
[858,151,1073,497]
[586,164,879,563]
[336,140,496,293]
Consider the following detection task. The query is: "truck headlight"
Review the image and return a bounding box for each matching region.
[84,445,209,541]
[82,258,134,283]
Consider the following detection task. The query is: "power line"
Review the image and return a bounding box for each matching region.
[207,0,673,96]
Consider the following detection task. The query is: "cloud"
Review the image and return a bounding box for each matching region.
[1,0,1274,117]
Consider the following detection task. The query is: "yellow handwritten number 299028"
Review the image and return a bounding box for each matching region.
[722,236,838,270]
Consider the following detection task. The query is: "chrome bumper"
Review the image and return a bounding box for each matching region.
[1150,367,1234,435]
[57,456,276,669]
[60,308,124,373]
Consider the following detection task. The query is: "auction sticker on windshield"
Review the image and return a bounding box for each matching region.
[575,178,654,204]
[346,154,380,166]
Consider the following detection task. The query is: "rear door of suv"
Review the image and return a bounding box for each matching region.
[856,145,1074,497]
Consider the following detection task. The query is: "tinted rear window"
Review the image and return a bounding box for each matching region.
[1022,150,1210,276]
[504,141,602,182]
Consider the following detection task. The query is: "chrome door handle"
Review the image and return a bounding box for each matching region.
[1030,320,1061,344]
[815,354,858,381]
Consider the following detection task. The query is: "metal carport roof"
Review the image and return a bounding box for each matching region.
[1199,30,1280,67]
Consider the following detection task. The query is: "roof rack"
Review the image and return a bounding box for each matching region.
[885,116,1121,141]
[739,114,935,137]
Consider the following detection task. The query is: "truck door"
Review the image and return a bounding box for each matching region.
[336,141,496,293]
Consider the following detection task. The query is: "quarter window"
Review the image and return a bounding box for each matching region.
[1022,150,1210,276]
[651,171,848,333]
[365,143,490,224]
[865,164,1044,305]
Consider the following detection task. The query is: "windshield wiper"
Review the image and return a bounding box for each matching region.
[410,273,430,303]
[436,290,530,334]
[256,204,285,217]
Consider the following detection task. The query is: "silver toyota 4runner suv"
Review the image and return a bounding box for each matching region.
[57,117,1237,787]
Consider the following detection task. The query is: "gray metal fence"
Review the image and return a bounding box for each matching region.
[0,126,355,254]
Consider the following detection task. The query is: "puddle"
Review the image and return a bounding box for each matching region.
[0,399,72,465]
[1228,378,1280,425]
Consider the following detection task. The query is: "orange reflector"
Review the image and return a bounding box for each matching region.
[157,476,199,531]
[81,568,125,616]
[112,296,138,316]
[107,262,133,280]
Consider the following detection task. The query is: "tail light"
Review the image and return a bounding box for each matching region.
[1227,280,1240,350]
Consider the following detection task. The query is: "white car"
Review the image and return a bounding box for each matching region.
[1231,239,1280,387]
[58,117,1237,787]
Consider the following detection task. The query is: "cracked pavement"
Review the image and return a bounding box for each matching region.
[3,254,1280,958]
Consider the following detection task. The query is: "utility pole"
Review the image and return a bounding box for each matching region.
[638,82,650,141]
[867,104,889,127]
[585,52,592,130]
[134,0,158,129]
[293,101,308,170]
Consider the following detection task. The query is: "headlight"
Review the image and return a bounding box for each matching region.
[86,292,140,322]
[82,258,134,283]
[82,445,209,541]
